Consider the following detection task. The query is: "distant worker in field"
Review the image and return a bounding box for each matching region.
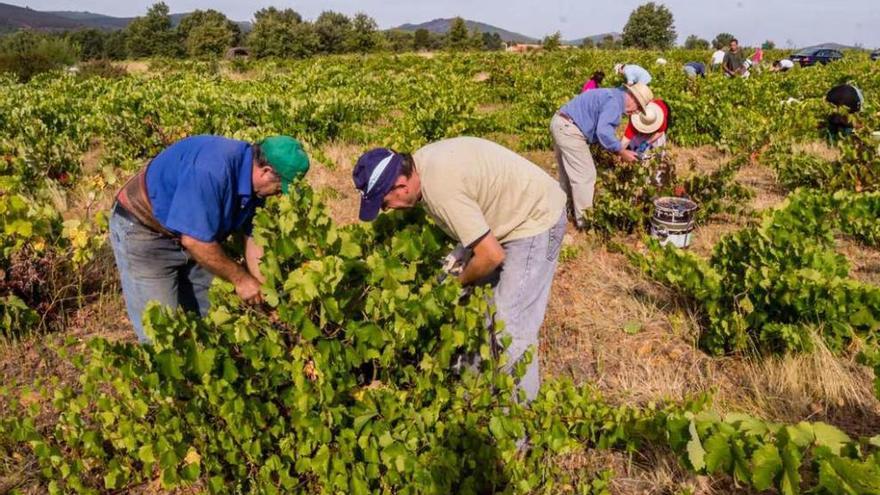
[751,46,764,66]
[621,99,669,157]
[110,135,309,343]
[614,62,652,85]
[722,39,746,77]
[710,46,726,72]
[550,83,654,228]
[683,61,706,78]
[770,59,795,72]
[581,71,605,92]
[824,83,864,139]
[352,137,567,401]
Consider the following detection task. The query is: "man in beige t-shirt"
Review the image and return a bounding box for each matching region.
[352,137,567,401]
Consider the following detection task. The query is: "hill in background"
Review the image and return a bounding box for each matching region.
[797,42,863,51]
[0,3,252,32]
[43,10,130,29]
[566,32,622,46]
[396,18,539,44]
[0,2,81,32]
[395,17,619,46]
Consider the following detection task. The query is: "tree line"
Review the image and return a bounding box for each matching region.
[0,0,779,82]
[1,3,511,62]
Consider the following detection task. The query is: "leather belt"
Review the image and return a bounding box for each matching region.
[115,163,176,238]
[113,201,139,224]
[558,111,575,123]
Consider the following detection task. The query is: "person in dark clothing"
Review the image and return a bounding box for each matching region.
[826,84,864,113]
[722,39,746,77]
[683,61,706,78]
[823,83,864,140]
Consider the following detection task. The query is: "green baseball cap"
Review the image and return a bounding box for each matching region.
[259,136,310,194]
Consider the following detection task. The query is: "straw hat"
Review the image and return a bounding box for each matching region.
[613,63,624,73]
[624,83,654,113]
[631,101,665,134]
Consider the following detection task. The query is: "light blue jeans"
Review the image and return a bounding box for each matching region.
[109,204,213,343]
[483,212,567,401]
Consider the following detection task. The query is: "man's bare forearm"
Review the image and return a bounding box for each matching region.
[458,233,506,286]
[181,236,251,284]
[245,236,265,283]
[459,252,502,286]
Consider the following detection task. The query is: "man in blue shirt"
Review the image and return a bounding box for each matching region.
[550,83,654,228]
[683,61,706,78]
[614,63,652,85]
[109,135,309,343]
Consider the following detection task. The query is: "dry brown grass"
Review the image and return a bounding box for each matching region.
[547,447,733,495]
[791,140,841,162]
[837,236,880,286]
[543,229,880,437]
[120,61,150,74]
[308,141,363,225]
[723,337,880,435]
[220,65,258,81]
[688,219,745,257]
[476,102,505,114]
[522,149,556,175]
[0,292,131,390]
[668,145,726,175]
[473,71,491,82]
[736,161,787,212]
[537,144,879,439]
[543,232,717,404]
[80,143,104,175]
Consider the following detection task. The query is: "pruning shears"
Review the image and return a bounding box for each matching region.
[437,244,476,303]
[437,244,473,283]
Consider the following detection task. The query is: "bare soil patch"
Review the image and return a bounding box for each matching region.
[792,140,841,162]
[309,141,363,225]
[837,236,880,286]
[121,61,150,74]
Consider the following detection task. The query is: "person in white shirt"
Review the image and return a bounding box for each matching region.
[710,48,726,72]
[770,59,795,72]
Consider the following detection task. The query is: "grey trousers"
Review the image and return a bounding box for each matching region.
[109,204,213,343]
[482,212,566,401]
[550,113,597,228]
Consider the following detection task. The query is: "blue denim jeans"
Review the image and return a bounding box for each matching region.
[456,212,567,401]
[109,204,213,343]
[492,212,566,401]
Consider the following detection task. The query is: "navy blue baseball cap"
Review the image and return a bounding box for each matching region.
[353,148,403,221]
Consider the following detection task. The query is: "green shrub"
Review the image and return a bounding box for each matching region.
[76,59,128,79]
[0,31,77,82]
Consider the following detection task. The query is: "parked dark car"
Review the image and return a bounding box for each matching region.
[872,49,880,61]
[790,48,843,67]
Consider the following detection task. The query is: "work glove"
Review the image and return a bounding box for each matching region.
[437,244,472,282]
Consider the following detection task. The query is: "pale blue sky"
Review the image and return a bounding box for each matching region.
[10,0,880,48]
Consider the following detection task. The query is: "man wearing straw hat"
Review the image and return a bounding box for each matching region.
[550,83,654,228]
[621,98,669,157]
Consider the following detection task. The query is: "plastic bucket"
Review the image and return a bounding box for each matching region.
[649,197,699,248]
[650,218,695,248]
